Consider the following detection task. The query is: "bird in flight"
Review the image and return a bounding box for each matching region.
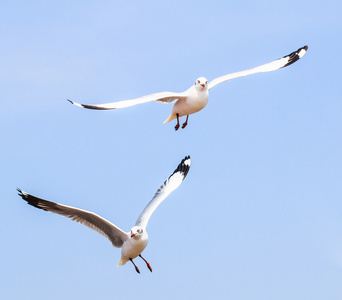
[17,156,191,273]
[68,46,308,131]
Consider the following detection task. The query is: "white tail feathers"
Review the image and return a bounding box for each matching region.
[116,258,128,267]
[163,114,175,124]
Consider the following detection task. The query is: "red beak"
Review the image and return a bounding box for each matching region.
[201,83,205,87]
[131,233,135,238]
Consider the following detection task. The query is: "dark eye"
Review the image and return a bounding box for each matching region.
[197,80,200,84]
[205,81,207,84]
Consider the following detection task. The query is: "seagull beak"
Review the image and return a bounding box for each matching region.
[201,83,205,87]
[131,233,136,238]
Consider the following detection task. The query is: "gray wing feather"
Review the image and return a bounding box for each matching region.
[17,189,128,248]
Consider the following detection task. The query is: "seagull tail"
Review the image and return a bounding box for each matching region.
[116,258,128,267]
[163,114,176,124]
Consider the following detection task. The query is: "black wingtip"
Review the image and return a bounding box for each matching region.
[67,99,114,110]
[282,45,308,68]
[171,155,191,179]
[17,188,47,210]
[17,188,31,204]
[17,188,24,198]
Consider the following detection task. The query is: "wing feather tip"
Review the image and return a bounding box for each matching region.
[67,99,83,107]
[17,188,45,210]
[282,45,308,68]
[170,155,191,180]
[17,188,28,198]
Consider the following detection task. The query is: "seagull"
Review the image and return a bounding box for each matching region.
[68,45,308,130]
[17,156,191,273]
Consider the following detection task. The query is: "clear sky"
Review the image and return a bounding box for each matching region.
[1,1,341,299]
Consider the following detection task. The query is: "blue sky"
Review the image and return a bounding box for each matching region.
[1,1,342,299]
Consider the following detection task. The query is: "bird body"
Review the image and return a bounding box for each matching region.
[68,46,308,130]
[163,79,209,123]
[17,156,191,273]
[117,227,149,267]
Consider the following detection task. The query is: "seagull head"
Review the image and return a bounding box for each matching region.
[195,77,208,90]
[130,226,145,239]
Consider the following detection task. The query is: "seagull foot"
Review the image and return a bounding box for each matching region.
[146,262,152,272]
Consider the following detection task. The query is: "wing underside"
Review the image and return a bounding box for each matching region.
[17,189,128,248]
[208,45,308,90]
[135,156,191,229]
[68,91,187,110]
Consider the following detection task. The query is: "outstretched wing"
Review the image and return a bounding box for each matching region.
[17,189,128,248]
[68,91,187,110]
[208,45,308,90]
[135,156,191,229]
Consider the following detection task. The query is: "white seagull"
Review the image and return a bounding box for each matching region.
[68,45,308,130]
[17,156,191,273]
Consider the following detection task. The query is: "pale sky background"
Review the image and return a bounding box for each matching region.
[1,1,342,299]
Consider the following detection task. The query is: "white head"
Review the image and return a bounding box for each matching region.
[195,77,208,90]
[130,226,145,239]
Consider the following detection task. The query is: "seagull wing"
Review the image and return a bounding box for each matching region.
[208,45,308,90]
[135,156,191,229]
[68,91,187,110]
[17,189,128,248]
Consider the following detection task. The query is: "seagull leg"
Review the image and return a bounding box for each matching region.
[175,114,180,131]
[129,258,140,274]
[181,115,189,129]
[139,254,152,272]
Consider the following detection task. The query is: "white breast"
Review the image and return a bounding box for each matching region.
[171,87,209,117]
[120,233,149,261]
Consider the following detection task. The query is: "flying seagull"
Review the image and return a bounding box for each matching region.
[68,45,308,130]
[17,156,191,273]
